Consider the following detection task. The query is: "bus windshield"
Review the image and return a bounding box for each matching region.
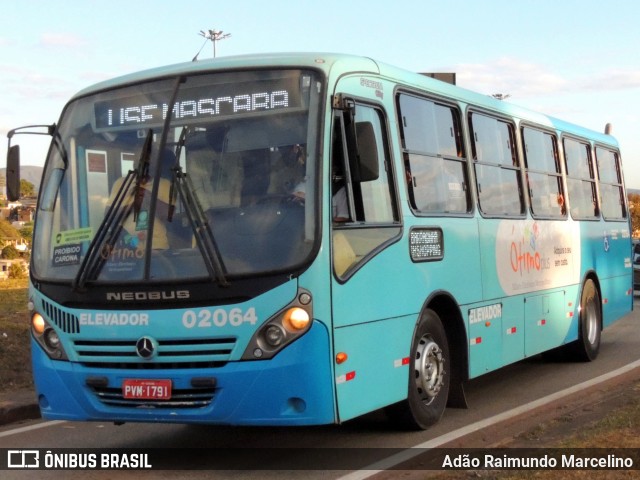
[32,69,322,284]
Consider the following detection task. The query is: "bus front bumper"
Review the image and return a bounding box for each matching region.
[32,322,336,426]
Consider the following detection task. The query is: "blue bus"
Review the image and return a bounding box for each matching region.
[6,53,632,429]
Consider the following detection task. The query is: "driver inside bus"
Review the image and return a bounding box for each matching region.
[106,149,175,250]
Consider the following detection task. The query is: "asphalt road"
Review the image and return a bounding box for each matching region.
[1,295,639,479]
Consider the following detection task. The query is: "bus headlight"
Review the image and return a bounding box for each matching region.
[283,307,310,331]
[44,329,61,350]
[264,325,285,347]
[31,312,69,361]
[241,289,313,360]
[32,313,46,334]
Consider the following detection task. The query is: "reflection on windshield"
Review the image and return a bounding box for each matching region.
[73,129,155,289]
[32,69,321,284]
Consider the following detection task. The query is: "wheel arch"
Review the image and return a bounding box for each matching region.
[421,290,469,408]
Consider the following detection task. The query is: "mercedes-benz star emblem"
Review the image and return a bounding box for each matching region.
[135,337,156,359]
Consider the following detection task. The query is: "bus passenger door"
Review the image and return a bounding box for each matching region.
[329,99,410,422]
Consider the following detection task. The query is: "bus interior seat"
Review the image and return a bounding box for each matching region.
[333,231,356,276]
[240,149,271,206]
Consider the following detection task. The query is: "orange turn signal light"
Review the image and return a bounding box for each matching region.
[336,352,348,364]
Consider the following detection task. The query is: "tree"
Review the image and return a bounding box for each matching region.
[0,219,20,241]
[8,262,25,279]
[20,179,36,197]
[1,245,19,259]
[629,194,640,238]
[19,225,33,246]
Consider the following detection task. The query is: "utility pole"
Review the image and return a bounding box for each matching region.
[198,29,231,58]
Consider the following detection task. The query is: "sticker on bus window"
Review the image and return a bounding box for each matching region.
[55,227,93,246]
[135,211,149,231]
[52,243,82,266]
[86,151,107,173]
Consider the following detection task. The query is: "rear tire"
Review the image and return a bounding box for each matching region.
[386,309,450,430]
[571,279,602,361]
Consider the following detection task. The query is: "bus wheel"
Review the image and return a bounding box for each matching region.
[386,309,450,430]
[572,279,602,361]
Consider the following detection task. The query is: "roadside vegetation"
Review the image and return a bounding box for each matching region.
[0,277,32,390]
[492,394,640,480]
[423,379,640,480]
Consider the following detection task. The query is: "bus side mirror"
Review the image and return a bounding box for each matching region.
[6,145,20,201]
[5,123,56,201]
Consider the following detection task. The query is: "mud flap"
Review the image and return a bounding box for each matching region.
[447,378,468,409]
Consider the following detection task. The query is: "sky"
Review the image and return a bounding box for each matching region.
[2,0,640,187]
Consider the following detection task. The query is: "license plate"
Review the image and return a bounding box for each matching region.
[122,379,172,400]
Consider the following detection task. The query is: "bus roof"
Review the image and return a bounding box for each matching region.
[72,52,379,98]
[73,52,618,148]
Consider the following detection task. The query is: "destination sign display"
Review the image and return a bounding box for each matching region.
[94,75,306,130]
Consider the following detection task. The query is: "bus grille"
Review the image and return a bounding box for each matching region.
[89,385,216,409]
[73,337,236,369]
[42,300,80,334]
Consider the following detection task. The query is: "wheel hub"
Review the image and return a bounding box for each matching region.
[414,335,445,404]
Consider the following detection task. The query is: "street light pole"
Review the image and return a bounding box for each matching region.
[198,29,231,58]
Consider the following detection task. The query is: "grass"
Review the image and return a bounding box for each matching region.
[519,398,640,479]
[559,391,640,449]
[0,277,32,390]
[425,385,640,480]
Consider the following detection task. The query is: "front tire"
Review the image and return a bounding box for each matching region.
[386,309,450,430]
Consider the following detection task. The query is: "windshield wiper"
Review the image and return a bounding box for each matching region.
[133,129,153,221]
[167,126,191,222]
[72,129,153,290]
[169,161,230,287]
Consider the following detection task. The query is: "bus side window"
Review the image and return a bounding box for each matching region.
[397,93,469,215]
[563,138,599,219]
[470,112,524,217]
[522,127,565,218]
[595,147,626,221]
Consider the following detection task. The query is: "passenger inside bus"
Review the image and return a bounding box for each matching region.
[332,185,349,222]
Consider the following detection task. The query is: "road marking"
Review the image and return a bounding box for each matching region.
[337,358,640,480]
[0,420,66,439]
[2,359,639,468]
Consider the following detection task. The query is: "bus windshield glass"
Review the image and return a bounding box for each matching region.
[32,69,322,284]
